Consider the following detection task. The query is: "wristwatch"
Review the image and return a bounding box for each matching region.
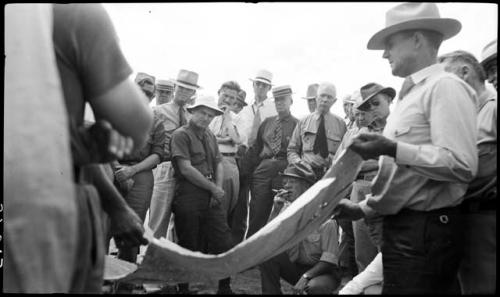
[302,273,312,281]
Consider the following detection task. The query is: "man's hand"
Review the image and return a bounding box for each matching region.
[292,275,309,295]
[332,198,365,221]
[115,166,137,183]
[350,133,397,160]
[110,204,148,249]
[210,186,225,208]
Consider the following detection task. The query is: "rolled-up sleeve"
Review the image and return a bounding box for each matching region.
[150,110,167,161]
[171,130,190,161]
[287,122,303,164]
[318,220,340,265]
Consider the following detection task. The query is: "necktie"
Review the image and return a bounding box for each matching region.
[179,106,187,126]
[248,104,262,147]
[313,115,329,158]
[398,76,415,100]
[201,132,214,176]
[270,118,282,156]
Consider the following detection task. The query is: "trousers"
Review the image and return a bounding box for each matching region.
[148,161,176,239]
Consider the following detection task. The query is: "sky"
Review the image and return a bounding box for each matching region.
[103,2,497,119]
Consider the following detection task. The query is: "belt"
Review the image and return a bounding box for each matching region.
[222,152,236,157]
[460,198,496,213]
[356,172,377,181]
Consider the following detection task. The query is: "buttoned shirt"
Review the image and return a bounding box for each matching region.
[360,64,478,216]
[208,110,240,154]
[288,111,347,169]
[153,101,191,160]
[238,97,277,147]
[287,219,340,266]
[170,122,222,180]
[250,114,298,159]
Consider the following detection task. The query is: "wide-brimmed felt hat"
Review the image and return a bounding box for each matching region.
[172,69,201,90]
[279,162,316,185]
[481,39,497,68]
[302,83,319,100]
[186,94,223,116]
[236,89,248,106]
[367,3,462,50]
[156,79,175,91]
[135,72,155,85]
[249,69,274,86]
[357,83,396,110]
[271,85,294,99]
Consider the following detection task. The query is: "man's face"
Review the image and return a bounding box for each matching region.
[382,32,418,77]
[283,177,308,202]
[156,89,174,105]
[190,107,218,129]
[274,95,293,115]
[174,85,196,105]
[253,81,271,99]
[359,94,391,122]
[307,98,317,113]
[316,84,336,114]
[218,88,239,109]
[354,109,372,128]
[141,81,155,101]
[485,61,497,90]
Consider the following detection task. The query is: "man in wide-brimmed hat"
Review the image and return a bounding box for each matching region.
[342,93,357,129]
[245,85,299,238]
[439,50,497,294]
[155,79,175,105]
[259,162,341,295]
[170,94,235,294]
[288,82,347,181]
[302,83,319,113]
[334,3,478,294]
[481,39,497,90]
[135,72,156,102]
[148,69,200,244]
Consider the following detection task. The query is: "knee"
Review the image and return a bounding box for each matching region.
[306,274,340,295]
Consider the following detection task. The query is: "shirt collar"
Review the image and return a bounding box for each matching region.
[409,63,444,85]
[312,111,330,120]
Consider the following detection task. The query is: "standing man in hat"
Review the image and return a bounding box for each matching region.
[245,85,298,238]
[259,163,341,295]
[135,72,156,102]
[333,3,478,294]
[302,83,319,113]
[155,79,175,106]
[288,82,347,181]
[170,95,235,294]
[209,81,244,230]
[148,69,200,240]
[481,39,497,90]
[439,49,497,294]
[342,94,357,129]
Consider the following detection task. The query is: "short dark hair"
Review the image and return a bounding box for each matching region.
[399,29,444,50]
[438,50,487,81]
[218,81,241,95]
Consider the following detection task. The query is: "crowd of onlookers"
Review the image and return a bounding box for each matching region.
[4,2,496,295]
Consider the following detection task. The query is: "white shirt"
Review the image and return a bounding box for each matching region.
[238,97,277,147]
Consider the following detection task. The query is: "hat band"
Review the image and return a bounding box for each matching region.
[255,76,272,84]
[177,80,199,88]
[273,90,292,98]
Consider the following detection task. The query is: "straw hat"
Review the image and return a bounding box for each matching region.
[134,72,155,85]
[249,69,274,86]
[172,69,201,90]
[186,94,223,116]
[156,79,175,91]
[271,85,293,99]
[480,39,497,67]
[367,3,461,50]
[357,83,396,110]
[302,83,319,100]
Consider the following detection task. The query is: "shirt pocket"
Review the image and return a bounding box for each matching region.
[393,124,430,145]
[190,144,206,167]
[302,128,316,151]
[327,134,342,154]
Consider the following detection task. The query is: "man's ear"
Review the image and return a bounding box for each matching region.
[461,65,470,80]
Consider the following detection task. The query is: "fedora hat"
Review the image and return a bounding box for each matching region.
[480,38,497,67]
[357,83,396,110]
[236,89,248,106]
[271,85,293,99]
[279,162,316,185]
[186,94,223,116]
[135,72,155,85]
[302,83,319,100]
[367,3,462,50]
[156,79,175,91]
[249,69,274,86]
[172,69,201,90]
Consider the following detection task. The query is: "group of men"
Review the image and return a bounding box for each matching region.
[4,2,496,295]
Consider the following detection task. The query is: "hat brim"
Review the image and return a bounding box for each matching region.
[279,172,314,185]
[301,96,316,100]
[172,80,202,90]
[186,104,223,116]
[235,98,248,106]
[358,87,396,110]
[481,54,497,68]
[249,78,274,86]
[367,18,462,50]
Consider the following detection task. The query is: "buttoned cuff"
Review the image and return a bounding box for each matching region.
[319,252,338,265]
[395,141,418,165]
[359,199,377,218]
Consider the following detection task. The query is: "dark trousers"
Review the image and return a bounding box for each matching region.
[173,180,233,254]
[382,206,464,294]
[247,158,288,238]
[118,170,154,263]
[230,174,251,244]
